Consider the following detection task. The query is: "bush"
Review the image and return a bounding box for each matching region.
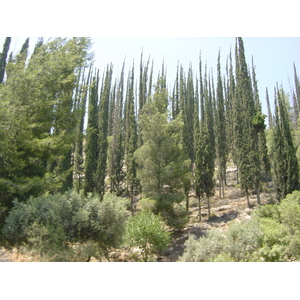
[178,229,226,262]
[225,219,263,261]
[2,190,128,261]
[179,191,300,262]
[125,211,171,261]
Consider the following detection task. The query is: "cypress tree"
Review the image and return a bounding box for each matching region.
[252,59,270,188]
[17,38,29,65]
[96,65,113,197]
[73,65,92,192]
[84,71,100,194]
[124,64,139,213]
[266,88,274,129]
[0,37,11,83]
[273,86,299,201]
[234,37,260,207]
[215,50,227,199]
[109,62,125,195]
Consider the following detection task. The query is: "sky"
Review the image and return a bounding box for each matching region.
[1,36,300,115]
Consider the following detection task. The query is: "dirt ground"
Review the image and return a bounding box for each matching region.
[0,169,274,262]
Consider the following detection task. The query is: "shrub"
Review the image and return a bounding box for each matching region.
[278,190,300,230]
[2,190,128,261]
[179,219,263,262]
[178,229,226,262]
[225,219,263,261]
[125,211,171,261]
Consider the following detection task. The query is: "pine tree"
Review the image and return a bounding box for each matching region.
[0,37,11,83]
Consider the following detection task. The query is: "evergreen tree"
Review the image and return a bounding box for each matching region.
[273,86,299,201]
[135,75,190,228]
[0,37,92,207]
[95,65,112,197]
[252,59,270,188]
[194,106,204,221]
[108,62,125,195]
[84,71,100,194]
[73,66,93,192]
[124,64,139,213]
[234,37,260,207]
[17,38,29,65]
[215,50,227,198]
[0,37,11,83]
[266,88,274,129]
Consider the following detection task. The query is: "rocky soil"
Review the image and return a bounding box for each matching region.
[0,168,274,262]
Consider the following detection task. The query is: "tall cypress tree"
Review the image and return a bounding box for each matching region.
[252,59,270,188]
[84,71,100,194]
[273,86,299,201]
[108,62,125,195]
[96,65,112,197]
[74,65,93,192]
[215,50,227,199]
[0,37,11,83]
[125,64,139,213]
[234,37,260,207]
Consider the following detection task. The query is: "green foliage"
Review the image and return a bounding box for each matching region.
[252,113,267,133]
[179,190,300,262]
[135,81,190,228]
[0,37,92,210]
[2,190,128,261]
[178,230,226,262]
[225,219,263,261]
[125,210,171,261]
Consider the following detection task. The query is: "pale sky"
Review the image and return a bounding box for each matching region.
[1,37,300,115]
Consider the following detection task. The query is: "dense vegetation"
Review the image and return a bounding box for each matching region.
[1,37,300,261]
[179,190,300,262]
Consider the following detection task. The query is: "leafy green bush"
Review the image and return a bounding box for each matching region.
[225,219,263,261]
[2,190,128,261]
[179,191,300,262]
[178,229,226,262]
[125,210,171,261]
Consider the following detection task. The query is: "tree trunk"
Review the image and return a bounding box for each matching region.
[255,181,261,205]
[130,185,134,215]
[198,195,201,222]
[207,196,211,219]
[218,172,222,199]
[246,188,250,208]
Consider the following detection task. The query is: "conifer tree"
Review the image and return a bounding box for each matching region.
[0,37,11,83]
[202,67,215,218]
[266,88,273,129]
[73,66,92,192]
[109,62,125,195]
[234,37,260,207]
[215,50,227,199]
[124,64,139,213]
[84,71,100,194]
[96,65,112,197]
[252,59,270,188]
[273,86,299,201]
